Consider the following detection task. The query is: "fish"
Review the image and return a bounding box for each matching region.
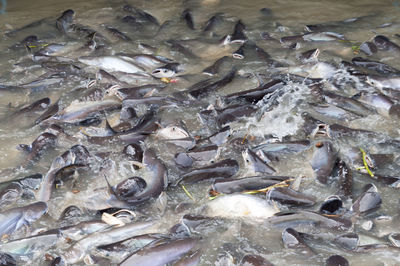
[188,68,236,98]
[119,238,198,266]
[211,175,289,194]
[366,75,400,90]
[56,9,75,34]
[61,220,158,264]
[0,201,48,237]
[224,79,285,104]
[37,145,90,202]
[282,227,315,256]
[43,99,121,124]
[78,56,146,74]
[117,149,167,204]
[181,9,195,30]
[202,56,229,76]
[180,159,239,184]
[0,183,23,209]
[204,194,277,219]
[242,148,276,174]
[310,141,337,184]
[373,35,400,52]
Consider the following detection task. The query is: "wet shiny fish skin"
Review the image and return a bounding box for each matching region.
[119,238,198,266]
[204,194,278,219]
[2,1,400,265]
[0,202,48,238]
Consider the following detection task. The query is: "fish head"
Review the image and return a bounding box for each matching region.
[157,125,189,139]
[220,34,232,46]
[365,76,383,89]
[151,68,176,78]
[23,202,48,223]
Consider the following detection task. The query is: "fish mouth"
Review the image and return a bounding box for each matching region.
[312,124,331,138]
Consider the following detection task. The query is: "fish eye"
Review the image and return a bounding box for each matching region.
[163,69,168,73]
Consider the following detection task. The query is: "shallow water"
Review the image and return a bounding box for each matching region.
[0,0,400,265]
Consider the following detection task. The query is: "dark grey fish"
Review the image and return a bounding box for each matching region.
[202,56,229,76]
[56,9,75,34]
[211,175,289,194]
[373,35,400,51]
[35,100,59,125]
[181,9,195,30]
[122,5,159,26]
[253,140,310,154]
[151,63,179,78]
[224,79,284,104]
[359,41,377,56]
[231,20,247,43]
[232,45,245,59]
[254,45,274,64]
[163,138,196,150]
[37,145,90,202]
[121,149,167,204]
[310,141,337,184]
[243,149,276,174]
[186,144,219,164]
[97,70,127,86]
[188,68,236,99]
[333,232,359,251]
[337,160,352,199]
[180,159,239,184]
[203,13,224,32]
[311,103,360,121]
[0,183,22,209]
[0,201,47,237]
[173,249,201,266]
[298,48,320,63]
[282,228,315,256]
[0,228,60,255]
[351,57,400,75]
[123,143,143,170]
[326,255,349,266]
[111,84,165,100]
[175,153,193,168]
[112,176,147,201]
[328,123,376,138]
[62,220,157,264]
[19,132,57,164]
[351,184,381,214]
[119,238,198,266]
[123,96,180,108]
[322,91,372,116]
[12,97,51,117]
[105,26,131,41]
[198,125,231,145]
[43,99,121,124]
[354,92,400,117]
[267,187,316,206]
[216,104,258,126]
[268,211,352,231]
[0,252,16,266]
[95,234,167,259]
[319,195,343,215]
[240,254,274,266]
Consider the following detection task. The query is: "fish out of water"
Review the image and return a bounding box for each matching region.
[204,194,277,219]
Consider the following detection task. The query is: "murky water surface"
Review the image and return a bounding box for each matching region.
[0,0,400,265]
